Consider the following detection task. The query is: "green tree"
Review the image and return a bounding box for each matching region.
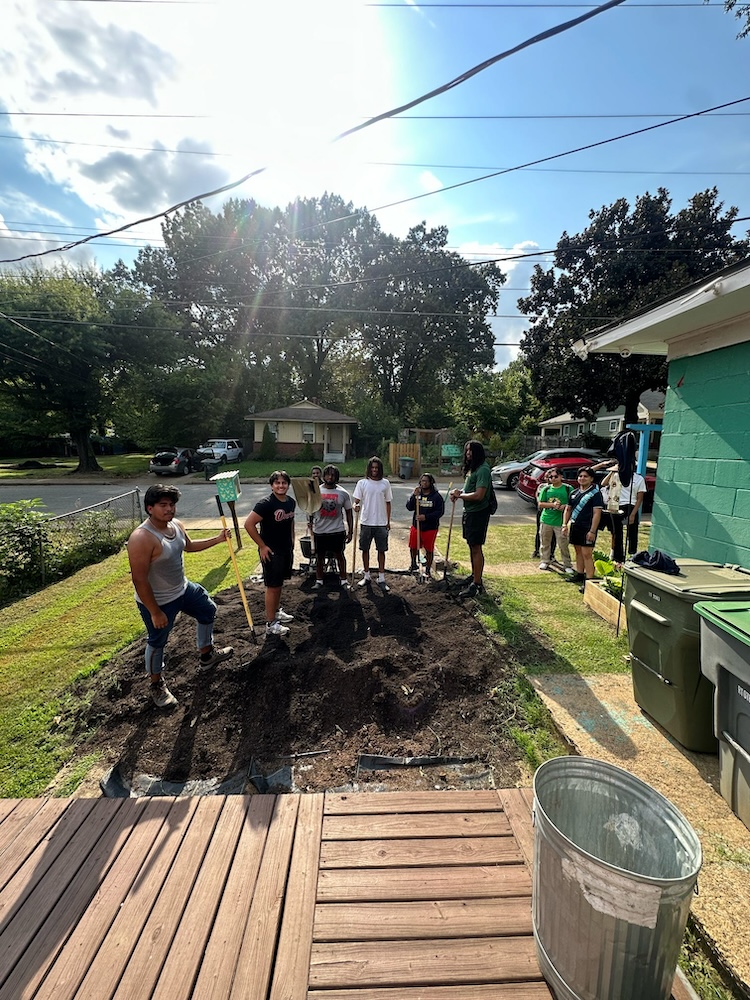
[719,0,750,37]
[0,266,179,471]
[517,188,750,425]
[354,223,505,420]
[450,359,540,437]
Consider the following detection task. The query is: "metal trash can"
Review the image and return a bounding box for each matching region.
[533,756,702,1000]
[203,459,220,481]
[623,559,750,752]
[398,456,415,479]
[695,601,750,831]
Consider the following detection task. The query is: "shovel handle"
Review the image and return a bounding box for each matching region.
[216,494,256,640]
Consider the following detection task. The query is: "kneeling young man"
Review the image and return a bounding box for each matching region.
[128,484,234,709]
[244,471,296,636]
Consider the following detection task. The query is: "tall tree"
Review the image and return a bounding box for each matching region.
[720,0,750,37]
[518,188,750,424]
[0,266,179,471]
[355,223,505,421]
[450,359,540,437]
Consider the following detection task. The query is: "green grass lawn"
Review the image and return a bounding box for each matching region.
[0,453,151,479]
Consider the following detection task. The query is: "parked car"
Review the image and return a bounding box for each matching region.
[195,439,244,465]
[515,454,608,505]
[149,447,198,477]
[516,454,656,511]
[492,448,603,491]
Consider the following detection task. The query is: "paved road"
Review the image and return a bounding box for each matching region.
[0,478,537,526]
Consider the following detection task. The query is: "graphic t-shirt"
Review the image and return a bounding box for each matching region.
[406,489,445,531]
[312,486,352,534]
[252,493,296,551]
[538,483,572,527]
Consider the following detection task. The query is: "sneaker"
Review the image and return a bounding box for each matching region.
[275,608,294,623]
[314,579,324,588]
[538,562,549,570]
[265,620,290,637]
[458,581,479,598]
[377,579,390,593]
[564,567,576,577]
[339,579,350,589]
[151,678,177,709]
[531,551,540,559]
[358,576,371,588]
[199,645,234,669]
[565,572,585,583]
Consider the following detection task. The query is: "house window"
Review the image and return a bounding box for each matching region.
[267,422,278,439]
[577,424,585,436]
[609,419,618,432]
[302,422,314,444]
[562,425,570,437]
[589,422,596,432]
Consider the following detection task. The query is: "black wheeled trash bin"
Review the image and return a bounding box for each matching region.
[398,456,415,479]
[203,459,220,481]
[695,601,750,831]
[623,559,750,753]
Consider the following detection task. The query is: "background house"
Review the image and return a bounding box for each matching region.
[572,258,750,569]
[248,400,357,463]
[539,391,664,450]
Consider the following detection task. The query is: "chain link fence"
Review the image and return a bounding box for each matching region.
[0,489,143,606]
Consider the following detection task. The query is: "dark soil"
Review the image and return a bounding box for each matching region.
[75,571,525,794]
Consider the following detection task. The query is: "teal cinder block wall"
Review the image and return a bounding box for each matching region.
[651,341,750,568]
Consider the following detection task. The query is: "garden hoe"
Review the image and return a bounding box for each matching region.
[439,483,456,591]
[215,495,257,644]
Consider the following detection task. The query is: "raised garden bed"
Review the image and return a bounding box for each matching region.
[583,579,627,631]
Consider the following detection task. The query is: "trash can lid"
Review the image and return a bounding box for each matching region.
[624,558,750,599]
[694,601,750,647]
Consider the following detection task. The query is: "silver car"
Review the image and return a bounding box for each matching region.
[492,448,602,490]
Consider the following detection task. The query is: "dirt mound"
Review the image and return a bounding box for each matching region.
[75,572,524,793]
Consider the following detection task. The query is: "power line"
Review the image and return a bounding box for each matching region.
[0,0,632,266]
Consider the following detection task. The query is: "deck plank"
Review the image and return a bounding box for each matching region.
[192,795,275,1000]
[309,936,543,989]
[317,864,532,902]
[325,792,503,814]
[111,796,225,1000]
[0,798,83,894]
[323,812,511,841]
[151,797,252,1000]
[270,794,324,1000]
[314,897,533,941]
[307,985,553,1000]
[228,795,300,1000]
[496,790,535,869]
[30,798,172,1000]
[320,836,522,869]
[75,797,200,1000]
[0,798,140,1000]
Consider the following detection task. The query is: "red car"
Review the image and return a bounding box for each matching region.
[516,455,656,511]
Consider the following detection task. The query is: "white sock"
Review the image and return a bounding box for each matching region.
[378,574,385,583]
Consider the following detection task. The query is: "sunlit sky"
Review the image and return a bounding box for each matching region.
[1,0,749,367]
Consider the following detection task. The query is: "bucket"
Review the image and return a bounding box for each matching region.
[532,757,701,1000]
[300,536,313,559]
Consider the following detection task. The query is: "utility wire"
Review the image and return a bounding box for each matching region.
[0,0,631,266]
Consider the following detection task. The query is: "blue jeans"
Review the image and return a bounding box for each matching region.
[137,581,217,675]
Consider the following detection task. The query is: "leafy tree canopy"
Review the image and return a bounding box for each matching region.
[0,266,180,471]
[720,0,750,37]
[449,359,540,438]
[517,188,750,425]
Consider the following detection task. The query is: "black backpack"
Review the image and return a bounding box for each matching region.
[488,485,498,515]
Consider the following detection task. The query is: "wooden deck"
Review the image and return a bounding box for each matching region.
[0,790,692,1000]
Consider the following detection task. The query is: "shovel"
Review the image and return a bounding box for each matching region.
[415,495,425,584]
[215,495,257,643]
[350,503,360,588]
[442,484,456,584]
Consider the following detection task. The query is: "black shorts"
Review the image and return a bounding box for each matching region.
[313,531,346,557]
[262,549,293,587]
[462,509,491,547]
[569,524,596,548]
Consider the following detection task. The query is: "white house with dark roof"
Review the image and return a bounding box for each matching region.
[539,391,665,443]
[247,399,357,463]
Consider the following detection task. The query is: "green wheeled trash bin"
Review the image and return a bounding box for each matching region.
[623,559,750,752]
[695,601,750,831]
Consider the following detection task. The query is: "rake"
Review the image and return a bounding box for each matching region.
[215,495,257,644]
